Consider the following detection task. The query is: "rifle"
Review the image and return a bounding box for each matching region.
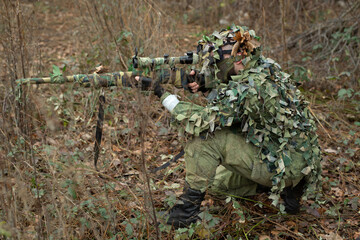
[16,55,200,90]
[15,50,200,173]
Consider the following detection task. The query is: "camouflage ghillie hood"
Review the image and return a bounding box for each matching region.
[196,25,262,88]
[197,25,261,59]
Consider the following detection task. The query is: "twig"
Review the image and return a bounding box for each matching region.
[245,215,272,236]
[339,0,360,19]
[309,225,320,239]
[137,89,161,240]
[242,227,249,240]
[308,106,332,139]
[16,0,26,79]
[100,8,127,69]
[324,194,342,236]
[331,111,352,128]
[249,209,307,240]
[73,167,141,204]
[211,189,279,212]
[279,0,287,66]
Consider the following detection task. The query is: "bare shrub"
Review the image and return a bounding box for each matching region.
[0,0,359,239]
[75,0,178,71]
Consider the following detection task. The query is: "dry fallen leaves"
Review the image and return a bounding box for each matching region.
[259,235,271,240]
[331,187,344,198]
[320,232,343,240]
[112,144,122,153]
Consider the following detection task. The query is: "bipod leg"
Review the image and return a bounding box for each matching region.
[94,94,105,173]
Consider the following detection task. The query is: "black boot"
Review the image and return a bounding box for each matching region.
[281,178,305,214]
[167,184,205,228]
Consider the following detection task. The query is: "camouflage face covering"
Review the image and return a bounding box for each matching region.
[196,25,261,88]
[216,55,243,81]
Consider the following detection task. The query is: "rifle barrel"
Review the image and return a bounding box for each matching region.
[16,72,142,88]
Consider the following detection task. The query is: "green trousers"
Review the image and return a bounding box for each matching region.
[185,128,307,197]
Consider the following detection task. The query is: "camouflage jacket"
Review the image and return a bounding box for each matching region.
[160,53,322,204]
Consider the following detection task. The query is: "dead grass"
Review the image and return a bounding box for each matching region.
[0,0,359,239]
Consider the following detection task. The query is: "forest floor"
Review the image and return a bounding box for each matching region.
[1,1,359,239]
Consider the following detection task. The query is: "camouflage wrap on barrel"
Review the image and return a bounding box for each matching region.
[16,68,188,89]
[134,52,200,69]
[16,71,139,88]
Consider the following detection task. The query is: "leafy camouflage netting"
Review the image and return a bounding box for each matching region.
[161,25,322,206]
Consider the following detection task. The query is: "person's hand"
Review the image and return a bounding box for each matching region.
[134,76,152,90]
[136,76,163,99]
[188,70,200,93]
[153,80,164,98]
[187,70,208,93]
